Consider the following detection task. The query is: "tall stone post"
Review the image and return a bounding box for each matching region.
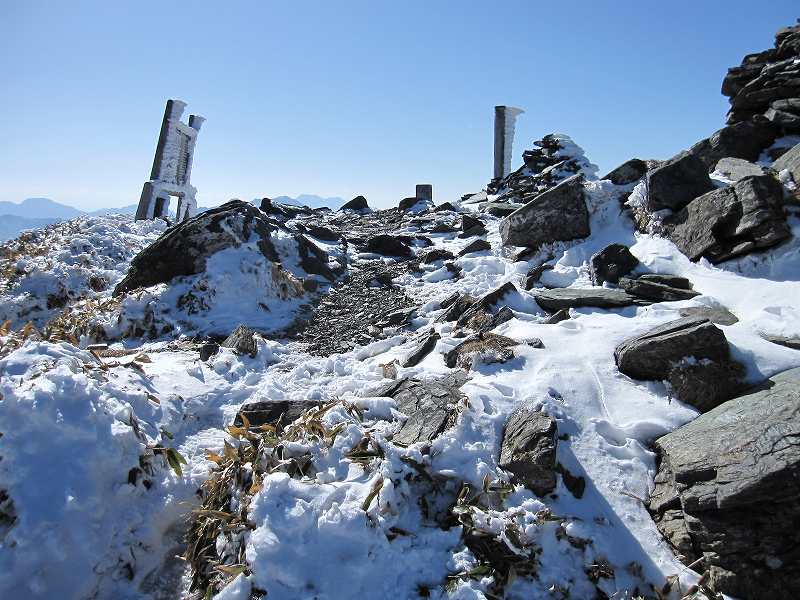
[493,106,525,182]
[415,184,433,203]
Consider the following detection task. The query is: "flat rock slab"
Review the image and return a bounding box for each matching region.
[648,367,800,599]
[614,316,731,381]
[234,400,320,429]
[714,157,765,181]
[499,406,557,496]
[380,374,468,446]
[618,277,700,302]
[534,288,647,312]
[678,306,739,325]
[499,174,589,248]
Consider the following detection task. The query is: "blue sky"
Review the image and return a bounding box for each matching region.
[1,1,797,210]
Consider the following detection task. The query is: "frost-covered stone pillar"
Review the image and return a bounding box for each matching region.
[415,184,432,203]
[493,105,525,181]
[136,99,204,222]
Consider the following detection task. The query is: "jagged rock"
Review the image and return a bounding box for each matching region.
[460,215,487,238]
[198,342,220,361]
[522,263,553,290]
[499,174,589,248]
[380,374,467,446]
[590,244,639,285]
[365,234,413,257]
[444,332,518,370]
[601,158,649,185]
[115,200,281,295]
[534,288,646,312]
[433,202,456,212]
[678,305,739,325]
[234,400,319,428]
[438,293,477,323]
[399,196,427,211]
[340,195,369,211]
[458,239,491,256]
[376,307,416,327]
[618,277,700,302]
[645,153,714,211]
[421,248,455,264]
[222,324,258,357]
[542,309,570,324]
[499,406,558,496]
[430,221,458,234]
[688,119,779,170]
[648,367,800,600]
[714,157,765,181]
[455,282,517,329]
[297,235,337,281]
[615,317,731,381]
[773,141,800,183]
[305,225,340,241]
[765,107,800,128]
[665,174,790,263]
[401,330,440,368]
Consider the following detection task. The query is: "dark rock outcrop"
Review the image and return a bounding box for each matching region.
[601,158,650,185]
[421,248,455,264]
[365,234,413,257]
[664,174,790,263]
[340,195,369,211]
[499,407,558,496]
[688,119,779,170]
[645,153,714,212]
[499,174,589,248]
[590,244,639,285]
[455,282,517,330]
[648,367,800,599]
[522,263,553,290]
[460,215,487,238]
[115,200,281,295]
[222,324,258,357]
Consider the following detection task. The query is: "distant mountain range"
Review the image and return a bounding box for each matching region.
[0,195,348,241]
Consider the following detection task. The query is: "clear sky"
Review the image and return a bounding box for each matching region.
[1,1,798,210]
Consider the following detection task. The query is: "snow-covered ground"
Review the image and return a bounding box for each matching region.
[1,148,800,599]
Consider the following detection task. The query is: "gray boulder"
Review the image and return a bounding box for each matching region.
[614,316,731,381]
[460,214,487,238]
[534,288,647,312]
[678,305,739,326]
[499,406,558,496]
[645,153,714,211]
[648,367,800,599]
[590,244,639,285]
[714,157,765,181]
[222,324,258,357]
[665,174,790,263]
[365,234,413,257]
[499,174,589,248]
[688,119,779,170]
